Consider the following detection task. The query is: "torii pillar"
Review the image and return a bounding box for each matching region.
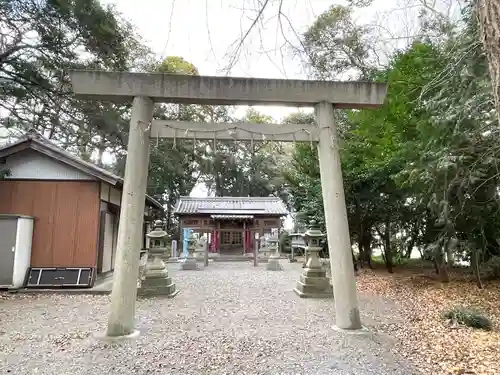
[68,71,387,337]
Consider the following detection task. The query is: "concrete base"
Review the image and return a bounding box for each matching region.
[293,267,334,298]
[137,276,178,297]
[139,287,179,298]
[259,251,271,258]
[265,256,283,271]
[332,325,370,334]
[166,257,179,263]
[180,257,199,270]
[194,250,205,260]
[94,329,140,342]
[137,254,179,297]
[294,284,334,298]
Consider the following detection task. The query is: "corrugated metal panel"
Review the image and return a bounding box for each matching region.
[0,180,100,268]
[175,197,288,215]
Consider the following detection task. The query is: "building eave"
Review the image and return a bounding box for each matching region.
[0,133,164,212]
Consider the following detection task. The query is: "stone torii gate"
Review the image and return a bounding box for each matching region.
[68,71,387,338]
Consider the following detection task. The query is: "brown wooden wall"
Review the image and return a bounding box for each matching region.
[0,180,100,267]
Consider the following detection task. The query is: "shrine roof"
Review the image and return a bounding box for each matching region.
[174,196,288,216]
[211,214,254,220]
[0,129,163,210]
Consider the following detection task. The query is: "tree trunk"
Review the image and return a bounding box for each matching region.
[433,259,440,275]
[478,0,500,124]
[215,173,223,197]
[417,246,424,259]
[358,222,373,269]
[471,249,484,289]
[405,238,415,258]
[446,246,455,267]
[377,222,393,273]
[361,229,373,269]
[383,230,393,273]
[437,246,450,283]
[165,202,173,234]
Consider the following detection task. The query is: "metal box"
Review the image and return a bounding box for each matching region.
[0,214,34,289]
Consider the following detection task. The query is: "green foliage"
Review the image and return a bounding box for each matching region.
[199,107,288,199]
[114,58,206,235]
[279,231,291,253]
[481,256,500,280]
[1,0,155,160]
[157,56,199,75]
[0,167,10,179]
[443,307,493,331]
[301,4,376,79]
[285,2,500,280]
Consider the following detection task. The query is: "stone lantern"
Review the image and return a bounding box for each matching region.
[137,220,178,297]
[293,221,333,298]
[265,236,283,271]
[180,232,199,270]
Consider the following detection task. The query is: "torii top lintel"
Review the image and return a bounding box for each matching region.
[68,70,387,108]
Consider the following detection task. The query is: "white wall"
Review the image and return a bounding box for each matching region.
[12,217,34,289]
[5,150,96,180]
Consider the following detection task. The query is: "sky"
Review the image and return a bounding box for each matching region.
[97,0,432,206]
[94,0,465,230]
[100,0,425,122]
[1,0,460,227]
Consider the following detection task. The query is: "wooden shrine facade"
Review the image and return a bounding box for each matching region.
[174,197,288,255]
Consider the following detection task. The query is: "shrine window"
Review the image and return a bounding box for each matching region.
[221,231,231,245]
[221,231,243,245]
[232,232,242,245]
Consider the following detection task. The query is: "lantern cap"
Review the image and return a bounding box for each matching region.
[267,236,279,245]
[146,220,167,239]
[302,220,324,240]
[187,232,197,246]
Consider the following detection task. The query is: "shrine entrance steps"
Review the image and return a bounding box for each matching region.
[213,254,289,262]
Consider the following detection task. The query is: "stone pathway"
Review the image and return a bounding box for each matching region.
[0,262,420,374]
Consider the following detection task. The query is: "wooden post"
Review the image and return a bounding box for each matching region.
[277,227,281,256]
[253,232,258,267]
[217,221,221,255]
[243,221,247,255]
[204,233,209,267]
[179,220,184,258]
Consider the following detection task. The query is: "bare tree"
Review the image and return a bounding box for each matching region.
[218,0,465,78]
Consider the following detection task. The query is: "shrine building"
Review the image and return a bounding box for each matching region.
[174,196,288,256]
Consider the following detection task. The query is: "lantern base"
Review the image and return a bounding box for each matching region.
[265,255,283,271]
[294,266,334,298]
[194,248,205,260]
[180,257,199,270]
[137,261,179,298]
[138,281,179,298]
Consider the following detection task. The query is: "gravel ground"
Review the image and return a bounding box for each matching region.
[0,262,420,375]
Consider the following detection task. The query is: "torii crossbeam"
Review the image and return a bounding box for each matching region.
[68,70,387,338]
